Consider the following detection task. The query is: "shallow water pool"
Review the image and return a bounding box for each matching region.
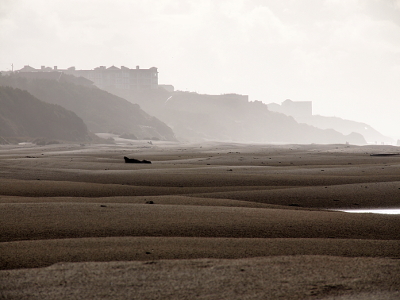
[334,209,400,215]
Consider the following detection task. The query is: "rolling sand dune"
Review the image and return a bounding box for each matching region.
[1,141,400,299]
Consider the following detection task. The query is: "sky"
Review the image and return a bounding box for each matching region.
[1,0,400,139]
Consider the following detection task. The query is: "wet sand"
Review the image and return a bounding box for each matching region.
[1,141,400,299]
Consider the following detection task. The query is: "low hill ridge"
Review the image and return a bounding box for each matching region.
[0,86,90,143]
[0,75,177,141]
[107,88,367,144]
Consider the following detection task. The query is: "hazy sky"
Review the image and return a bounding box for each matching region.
[1,0,399,139]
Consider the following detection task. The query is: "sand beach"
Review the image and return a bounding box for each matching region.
[1,140,400,299]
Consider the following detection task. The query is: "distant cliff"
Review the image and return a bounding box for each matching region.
[106,88,367,145]
[0,75,177,141]
[162,92,366,144]
[0,86,90,143]
[267,101,392,144]
[298,115,392,145]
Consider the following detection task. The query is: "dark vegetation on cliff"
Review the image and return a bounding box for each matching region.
[0,75,176,141]
[0,86,90,143]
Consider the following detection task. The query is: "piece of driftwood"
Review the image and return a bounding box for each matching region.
[370,153,400,157]
[124,156,152,164]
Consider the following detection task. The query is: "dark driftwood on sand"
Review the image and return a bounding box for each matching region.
[124,156,151,164]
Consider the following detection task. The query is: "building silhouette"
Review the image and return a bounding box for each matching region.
[15,65,159,90]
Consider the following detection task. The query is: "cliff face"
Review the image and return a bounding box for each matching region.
[0,86,90,142]
[0,75,177,141]
[162,92,366,144]
[108,88,366,144]
[267,102,392,144]
[297,115,392,145]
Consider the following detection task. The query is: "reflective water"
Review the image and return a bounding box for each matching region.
[335,209,400,215]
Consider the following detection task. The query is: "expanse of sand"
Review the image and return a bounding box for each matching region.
[1,140,400,299]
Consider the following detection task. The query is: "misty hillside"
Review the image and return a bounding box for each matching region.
[106,88,366,144]
[298,115,392,145]
[162,92,366,144]
[267,102,392,144]
[0,86,90,143]
[0,75,176,141]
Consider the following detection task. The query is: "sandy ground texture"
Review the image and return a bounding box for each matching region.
[2,256,400,300]
[1,140,400,299]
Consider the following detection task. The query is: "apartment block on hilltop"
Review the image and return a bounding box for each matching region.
[15,65,159,90]
[66,65,158,90]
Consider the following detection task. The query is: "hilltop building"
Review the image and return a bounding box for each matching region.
[65,65,158,90]
[15,65,159,90]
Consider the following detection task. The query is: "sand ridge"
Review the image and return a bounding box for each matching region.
[1,141,400,299]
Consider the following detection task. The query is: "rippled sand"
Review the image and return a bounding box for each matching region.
[1,141,400,299]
